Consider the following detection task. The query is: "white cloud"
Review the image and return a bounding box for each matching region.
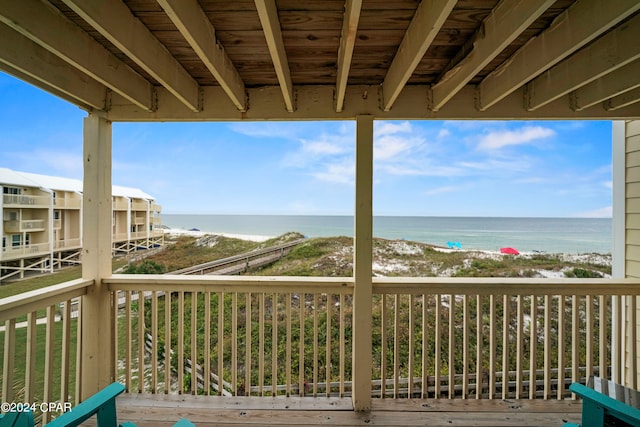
[312,159,354,184]
[424,185,464,196]
[477,126,555,150]
[375,135,413,161]
[375,121,412,136]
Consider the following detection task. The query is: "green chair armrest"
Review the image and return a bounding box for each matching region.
[0,410,35,427]
[570,382,640,427]
[45,382,126,427]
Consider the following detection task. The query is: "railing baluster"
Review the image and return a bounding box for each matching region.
[75,299,82,405]
[151,291,158,393]
[138,291,145,393]
[313,293,318,397]
[502,295,509,400]
[629,296,638,390]
[516,295,523,399]
[381,294,387,398]
[435,294,441,398]
[1,319,16,402]
[543,295,551,399]
[409,294,415,399]
[259,293,264,396]
[191,291,197,395]
[422,294,428,399]
[286,293,292,396]
[571,295,578,395]
[299,293,305,396]
[272,293,278,396]
[125,291,132,391]
[25,311,36,402]
[476,295,483,399]
[61,299,72,402]
[613,295,622,384]
[232,292,238,396]
[204,292,211,395]
[394,294,399,398]
[178,291,184,394]
[530,295,537,400]
[489,295,496,399]
[339,293,345,397]
[557,295,564,399]
[599,295,607,381]
[326,294,332,397]
[461,294,468,399]
[164,291,172,394]
[448,294,455,399]
[245,293,252,396]
[43,306,55,424]
[586,295,594,379]
[218,291,224,396]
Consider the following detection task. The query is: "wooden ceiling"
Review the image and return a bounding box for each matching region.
[0,0,639,120]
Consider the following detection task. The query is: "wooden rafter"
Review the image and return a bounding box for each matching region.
[254,0,294,112]
[430,0,555,111]
[62,0,201,112]
[335,0,362,113]
[527,13,640,111]
[381,0,457,112]
[0,23,106,110]
[478,0,640,111]
[157,0,246,111]
[573,60,640,111]
[0,0,153,111]
[607,87,640,111]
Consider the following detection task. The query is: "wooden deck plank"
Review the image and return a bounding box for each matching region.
[115,395,582,426]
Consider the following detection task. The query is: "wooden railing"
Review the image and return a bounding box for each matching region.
[104,275,639,399]
[0,279,93,423]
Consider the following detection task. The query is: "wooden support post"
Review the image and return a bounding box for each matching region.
[80,113,114,399]
[352,115,373,411]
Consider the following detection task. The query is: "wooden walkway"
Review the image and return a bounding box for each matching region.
[115,394,582,426]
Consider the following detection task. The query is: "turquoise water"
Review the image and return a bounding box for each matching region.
[162,214,611,254]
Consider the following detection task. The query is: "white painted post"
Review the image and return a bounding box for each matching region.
[80,113,114,399]
[352,115,373,411]
[612,120,626,384]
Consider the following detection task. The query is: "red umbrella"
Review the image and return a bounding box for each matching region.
[500,247,520,255]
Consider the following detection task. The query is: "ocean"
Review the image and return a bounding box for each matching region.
[162,214,612,254]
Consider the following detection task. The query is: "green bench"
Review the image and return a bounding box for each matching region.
[1,382,193,427]
[565,377,640,427]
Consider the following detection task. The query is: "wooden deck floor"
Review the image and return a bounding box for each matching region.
[115,394,582,426]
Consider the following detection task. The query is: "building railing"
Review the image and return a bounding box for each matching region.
[131,201,148,211]
[54,238,82,250]
[1,242,50,259]
[4,219,46,232]
[54,198,81,209]
[2,275,639,425]
[3,194,50,207]
[0,279,93,423]
[103,275,639,399]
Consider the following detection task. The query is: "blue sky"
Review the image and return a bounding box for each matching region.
[0,71,613,217]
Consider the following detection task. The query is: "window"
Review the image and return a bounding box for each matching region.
[3,187,21,195]
[11,234,21,247]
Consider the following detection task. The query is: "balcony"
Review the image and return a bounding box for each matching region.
[53,238,81,250]
[4,219,46,232]
[53,198,81,209]
[3,194,50,207]
[113,199,129,211]
[0,242,50,260]
[2,274,638,425]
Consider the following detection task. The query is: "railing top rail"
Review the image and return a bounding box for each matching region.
[0,278,93,322]
[106,274,353,293]
[373,277,640,296]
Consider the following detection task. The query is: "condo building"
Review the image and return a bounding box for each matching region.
[0,167,162,282]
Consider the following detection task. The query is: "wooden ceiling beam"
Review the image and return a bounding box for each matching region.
[607,87,640,111]
[254,0,294,112]
[157,0,246,111]
[477,0,640,111]
[0,23,106,110]
[0,0,153,111]
[335,0,362,113]
[527,13,640,111]
[62,0,201,112]
[430,0,555,112]
[381,0,456,111]
[572,60,640,112]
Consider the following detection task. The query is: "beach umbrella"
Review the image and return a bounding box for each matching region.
[500,247,519,255]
